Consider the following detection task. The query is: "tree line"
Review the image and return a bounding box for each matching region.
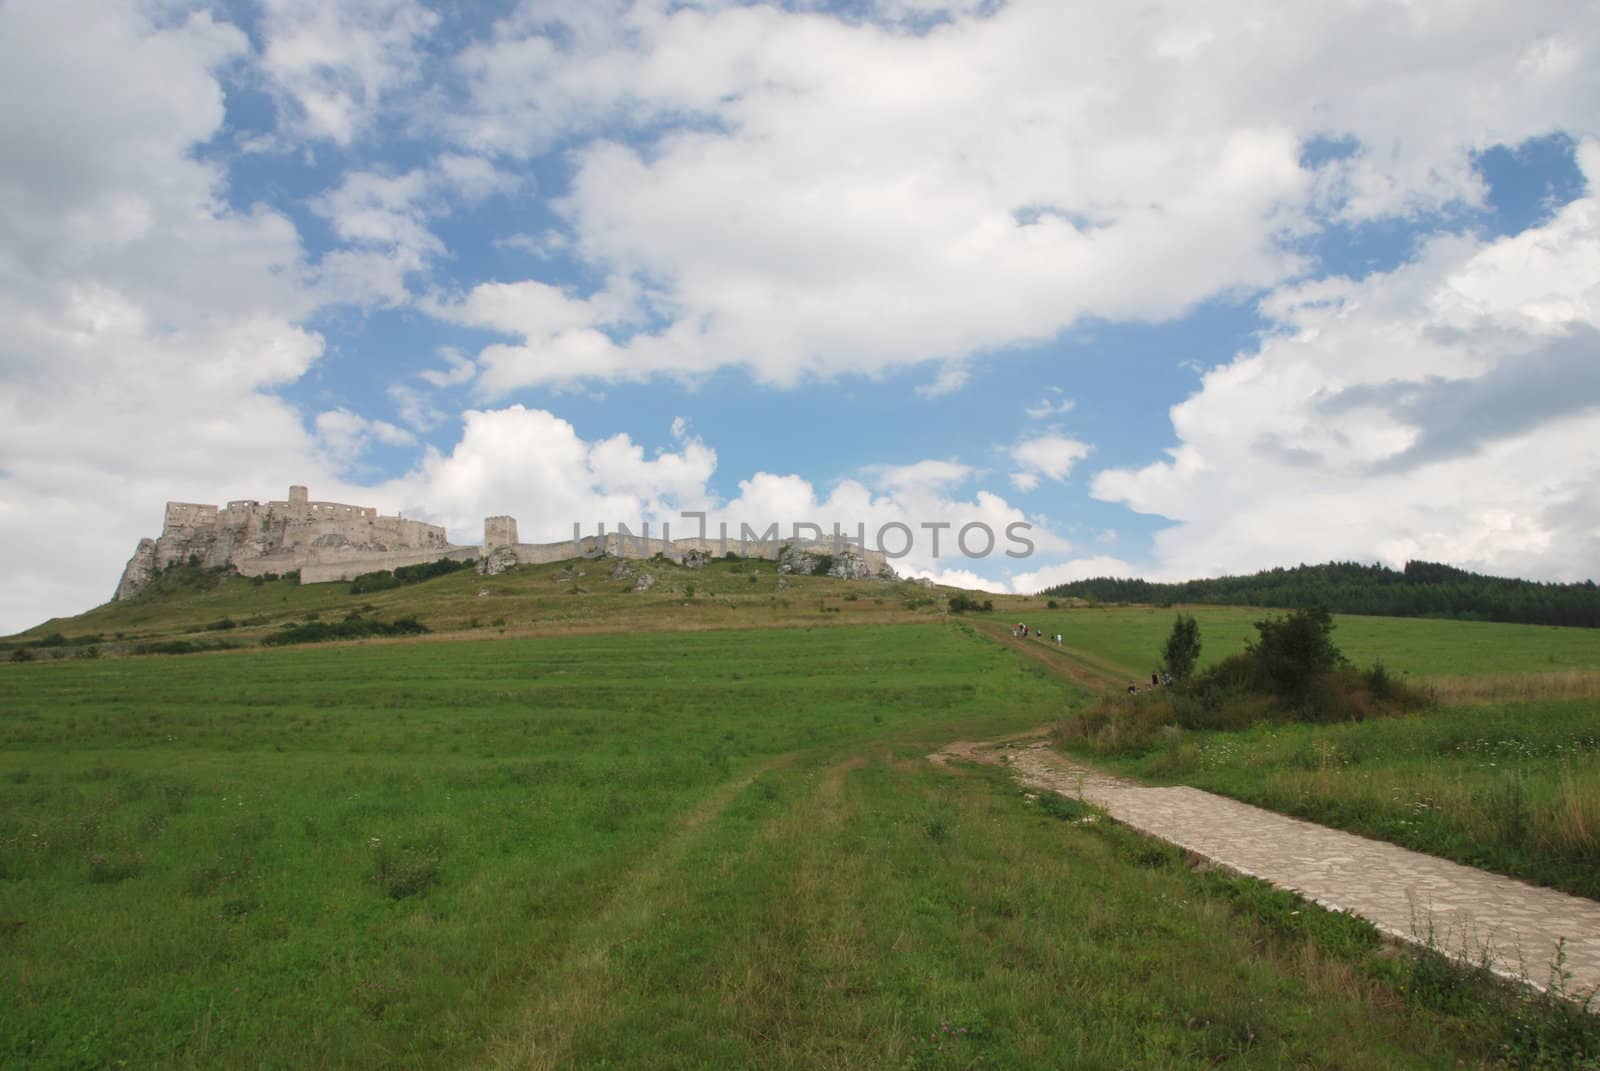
[1041,560,1600,628]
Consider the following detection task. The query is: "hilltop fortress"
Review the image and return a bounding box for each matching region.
[114,485,893,600]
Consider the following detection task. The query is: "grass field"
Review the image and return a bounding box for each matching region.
[3,622,1585,1069]
[1019,604,1600,681]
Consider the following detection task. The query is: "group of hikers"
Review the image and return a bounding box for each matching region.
[1128,671,1174,694]
[1007,622,1173,694]
[1010,623,1063,645]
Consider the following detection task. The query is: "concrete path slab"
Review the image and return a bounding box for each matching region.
[938,740,1600,996]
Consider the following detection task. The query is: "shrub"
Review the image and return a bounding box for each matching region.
[262,617,429,646]
[349,570,402,595]
[132,640,234,656]
[205,618,237,631]
[947,593,994,613]
[1161,612,1202,681]
[1248,605,1346,702]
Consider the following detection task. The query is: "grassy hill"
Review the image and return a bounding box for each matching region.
[2,556,973,658]
[1040,560,1600,628]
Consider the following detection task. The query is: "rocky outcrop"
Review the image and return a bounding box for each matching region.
[777,545,817,576]
[826,550,875,580]
[631,573,656,593]
[114,485,452,600]
[609,559,634,580]
[681,549,713,570]
[114,539,158,601]
[476,546,519,576]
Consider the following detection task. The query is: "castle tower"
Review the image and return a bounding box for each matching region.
[288,484,309,520]
[485,515,518,547]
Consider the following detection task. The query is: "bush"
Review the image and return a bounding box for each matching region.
[1161,612,1202,680]
[948,593,994,613]
[349,571,402,594]
[349,558,472,595]
[205,618,237,631]
[262,617,429,646]
[1248,605,1346,703]
[132,640,235,656]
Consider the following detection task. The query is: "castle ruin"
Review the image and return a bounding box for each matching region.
[114,485,892,599]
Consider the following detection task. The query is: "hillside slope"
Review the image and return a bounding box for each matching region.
[1042,560,1600,628]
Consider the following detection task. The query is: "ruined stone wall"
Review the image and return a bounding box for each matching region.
[296,547,478,585]
[163,502,218,530]
[115,485,458,600]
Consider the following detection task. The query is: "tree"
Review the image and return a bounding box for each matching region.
[1248,605,1344,700]
[1161,612,1202,680]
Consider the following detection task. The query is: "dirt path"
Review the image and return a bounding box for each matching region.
[967,619,1131,689]
[935,737,1600,996]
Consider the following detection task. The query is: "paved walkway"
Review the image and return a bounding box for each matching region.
[936,739,1600,996]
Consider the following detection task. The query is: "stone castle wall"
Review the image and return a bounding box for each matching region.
[115,485,895,600]
[115,486,453,600]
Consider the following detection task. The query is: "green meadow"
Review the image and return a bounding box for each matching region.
[2,621,1584,1069]
[1024,604,1600,680]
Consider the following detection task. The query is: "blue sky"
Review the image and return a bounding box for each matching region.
[2,0,1598,634]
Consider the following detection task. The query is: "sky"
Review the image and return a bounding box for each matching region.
[2,0,1599,635]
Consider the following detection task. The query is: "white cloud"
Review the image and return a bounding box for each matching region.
[437,0,1600,390]
[1007,556,1144,594]
[363,406,1061,580]
[915,364,971,399]
[417,348,478,388]
[1092,141,1600,584]
[311,155,520,306]
[907,567,1009,594]
[316,408,416,463]
[258,0,439,144]
[0,0,363,634]
[1025,392,1076,419]
[1009,472,1042,493]
[1011,434,1093,483]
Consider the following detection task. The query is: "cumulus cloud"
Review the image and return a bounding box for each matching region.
[1092,142,1600,584]
[311,155,519,306]
[258,0,440,144]
[1025,392,1076,420]
[365,407,1060,580]
[1011,434,1093,483]
[437,0,1600,390]
[315,409,416,464]
[0,0,355,633]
